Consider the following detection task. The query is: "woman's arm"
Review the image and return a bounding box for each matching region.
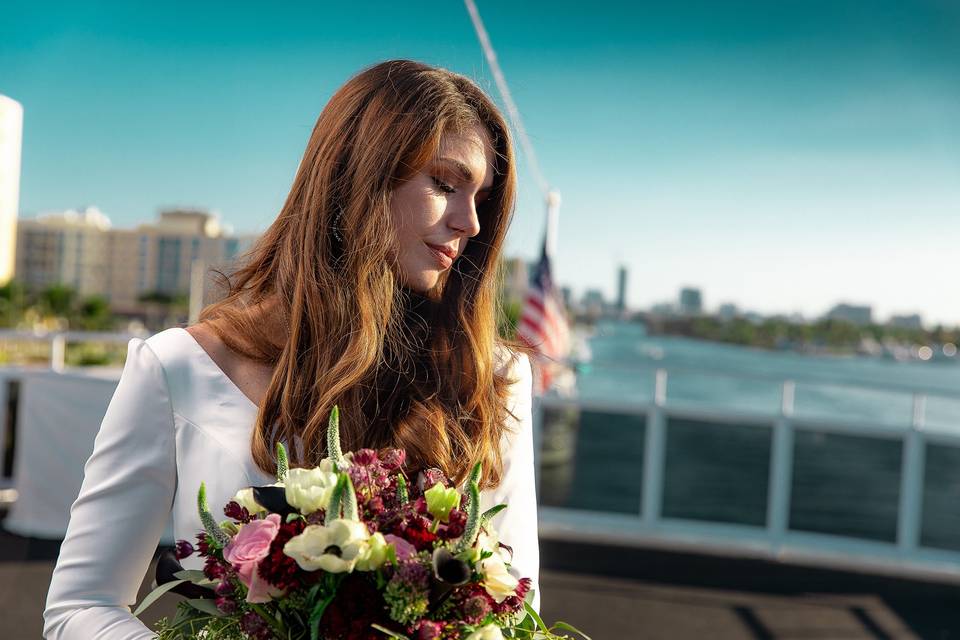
[486,351,541,614]
[43,338,177,639]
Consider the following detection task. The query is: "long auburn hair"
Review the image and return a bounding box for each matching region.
[195,59,533,489]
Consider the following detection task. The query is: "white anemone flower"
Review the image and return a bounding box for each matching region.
[283,519,370,573]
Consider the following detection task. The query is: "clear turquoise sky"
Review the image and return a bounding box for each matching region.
[2,1,958,324]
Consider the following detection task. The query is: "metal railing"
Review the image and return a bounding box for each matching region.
[534,365,960,584]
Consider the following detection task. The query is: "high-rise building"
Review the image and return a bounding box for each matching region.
[0,95,23,287]
[15,207,113,298]
[615,265,628,313]
[679,287,703,316]
[825,303,872,326]
[14,207,259,315]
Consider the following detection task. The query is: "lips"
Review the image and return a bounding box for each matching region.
[426,243,455,269]
[426,243,457,260]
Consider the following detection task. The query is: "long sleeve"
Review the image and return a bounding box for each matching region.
[486,351,541,614]
[43,338,177,639]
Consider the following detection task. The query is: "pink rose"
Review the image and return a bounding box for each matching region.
[223,513,282,603]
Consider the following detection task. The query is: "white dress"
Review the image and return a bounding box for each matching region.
[43,326,541,639]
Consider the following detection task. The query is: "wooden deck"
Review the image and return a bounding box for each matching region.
[5,524,960,639]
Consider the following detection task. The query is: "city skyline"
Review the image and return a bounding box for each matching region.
[3,1,958,323]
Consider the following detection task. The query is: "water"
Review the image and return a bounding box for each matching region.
[575,320,960,432]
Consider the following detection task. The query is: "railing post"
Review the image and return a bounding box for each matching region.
[50,334,66,373]
[642,369,668,525]
[898,393,927,552]
[767,380,795,546]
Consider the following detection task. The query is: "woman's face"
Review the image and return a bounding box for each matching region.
[389,123,495,294]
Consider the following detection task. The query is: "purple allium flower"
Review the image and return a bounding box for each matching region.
[395,559,431,591]
[411,619,443,640]
[174,539,194,560]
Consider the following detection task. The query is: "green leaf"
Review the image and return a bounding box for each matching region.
[286,512,305,523]
[185,598,224,617]
[309,592,337,640]
[326,473,348,525]
[523,602,548,631]
[396,474,409,504]
[370,623,411,639]
[342,472,359,521]
[172,569,207,583]
[553,621,593,640]
[133,579,187,617]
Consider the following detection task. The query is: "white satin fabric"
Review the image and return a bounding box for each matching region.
[43,326,540,638]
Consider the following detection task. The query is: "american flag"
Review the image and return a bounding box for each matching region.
[517,236,570,395]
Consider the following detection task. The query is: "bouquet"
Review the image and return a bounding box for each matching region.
[135,406,590,640]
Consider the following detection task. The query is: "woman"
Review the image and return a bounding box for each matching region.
[43,59,540,638]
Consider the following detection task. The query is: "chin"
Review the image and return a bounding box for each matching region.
[400,271,440,295]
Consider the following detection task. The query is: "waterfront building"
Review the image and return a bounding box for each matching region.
[582,288,605,316]
[718,303,739,321]
[679,287,703,316]
[14,207,258,316]
[14,207,113,299]
[826,303,873,326]
[0,95,23,287]
[889,313,923,330]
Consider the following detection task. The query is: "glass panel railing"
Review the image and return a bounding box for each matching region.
[920,442,960,552]
[789,429,902,542]
[538,405,645,515]
[662,417,772,526]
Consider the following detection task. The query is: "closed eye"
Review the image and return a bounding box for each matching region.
[431,176,456,194]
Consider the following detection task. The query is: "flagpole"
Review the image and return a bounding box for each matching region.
[545,190,561,260]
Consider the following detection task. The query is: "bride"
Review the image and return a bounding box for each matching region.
[43,59,540,638]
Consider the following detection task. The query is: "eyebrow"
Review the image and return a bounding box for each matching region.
[435,157,493,192]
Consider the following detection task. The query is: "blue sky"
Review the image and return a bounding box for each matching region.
[2,1,959,325]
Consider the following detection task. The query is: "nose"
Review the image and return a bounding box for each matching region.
[447,197,481,238]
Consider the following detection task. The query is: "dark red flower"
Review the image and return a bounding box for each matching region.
[320,573,397,640]
[411,619,442,640]
[174,539,194,560]
[402,517,438,551]
[215,595,237,615]
[223,500,253,523]
[258,519,311,592]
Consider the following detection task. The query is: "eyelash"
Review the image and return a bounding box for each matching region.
[431,176,456,194]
